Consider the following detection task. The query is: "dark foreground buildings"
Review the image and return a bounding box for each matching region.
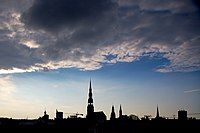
[0,80,199,133]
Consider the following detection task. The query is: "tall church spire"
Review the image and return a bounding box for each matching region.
[156,105,160,118]
[110,105,116,120]
[88,78,93,104]
[87,79,94,118]
[119,104,122,118]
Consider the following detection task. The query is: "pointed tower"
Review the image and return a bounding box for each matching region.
[156,105,160,119]
[110,105,116,120]
[119,104,122,118]
[87,79,94,119]
[44,110,47,115]
[42,110,49,120]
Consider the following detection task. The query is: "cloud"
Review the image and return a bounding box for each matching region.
[118,0,199,13]
[0,0,200,74]
[20,40,40,49]
[22,0,118,33]
[184,89,200,93]
[157,37,200,72]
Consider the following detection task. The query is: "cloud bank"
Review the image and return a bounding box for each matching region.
[0,0,200,74]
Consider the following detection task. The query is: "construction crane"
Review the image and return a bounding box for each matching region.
[188,113,200,116]
[65,112,84,118]
[188,113,200,119]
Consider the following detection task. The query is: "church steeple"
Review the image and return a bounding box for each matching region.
[110,105,116,120]
[44,110,47,115]
[87,79,94,118]
[119,104,122,118]
[156,105,160,118]
[88,79,93,104]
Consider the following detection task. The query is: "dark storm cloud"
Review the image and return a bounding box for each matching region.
[22,0,118,32]
[0,0,200,73]
[0,40,42,69]
[0,0,33,12]
[21,0,119,63]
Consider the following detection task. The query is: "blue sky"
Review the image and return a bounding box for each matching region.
[0,0,200,119]
[0,57,199,119]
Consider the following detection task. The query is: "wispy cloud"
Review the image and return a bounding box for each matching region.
[184,89,200,93]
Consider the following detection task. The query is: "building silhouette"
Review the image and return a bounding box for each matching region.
[86,79,106,122]
[118,105,128,120]
[156,105,159,118]
[119,104,122,118]
[129,114,140,120]
[154,105,161,120]
[178,110,187,120]
[42,110,49,120]
[86,79,94,119]
[153,105,166,120]
[56,109,63,120]
[110,105,116,120]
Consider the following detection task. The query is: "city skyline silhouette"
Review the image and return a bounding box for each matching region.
[0,79,199,133]
[0,0,200,132]
[0,79,199,120]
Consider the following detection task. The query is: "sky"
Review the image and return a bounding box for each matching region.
[0,0,200,119]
